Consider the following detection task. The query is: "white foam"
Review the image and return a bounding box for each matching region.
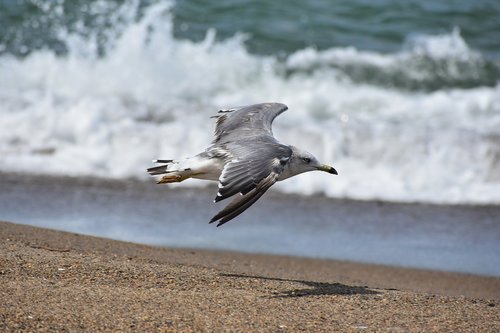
[1,2,499,204]
[404,27,480,60]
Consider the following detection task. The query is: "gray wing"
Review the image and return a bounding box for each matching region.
[211,102,288,144]
[209,139,292,226]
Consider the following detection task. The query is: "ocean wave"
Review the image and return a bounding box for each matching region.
[285,28,500,91]
[1,1,499,204]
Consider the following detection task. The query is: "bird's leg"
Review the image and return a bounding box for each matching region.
[157,174,189,184]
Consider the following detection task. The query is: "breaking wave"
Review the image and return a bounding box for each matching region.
[1,1,499,204]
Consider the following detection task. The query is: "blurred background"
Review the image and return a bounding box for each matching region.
[1,0,499,203]
[1,0,499,275]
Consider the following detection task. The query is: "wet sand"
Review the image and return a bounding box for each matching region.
[2,172,500,277]
[1,221,499,332]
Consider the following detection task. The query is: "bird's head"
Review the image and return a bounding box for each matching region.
[283,146,338,179]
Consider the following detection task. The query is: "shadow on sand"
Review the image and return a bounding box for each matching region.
[221,273,380,298]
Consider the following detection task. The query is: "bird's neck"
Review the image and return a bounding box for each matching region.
[278,159,304,181]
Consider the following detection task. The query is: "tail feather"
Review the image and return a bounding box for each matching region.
[148,156,210,184]
[147,164,172,175]
[147,159,194,183]
[147,160,176,176]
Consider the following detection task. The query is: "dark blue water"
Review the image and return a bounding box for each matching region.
[173,0,500,59]
[1,0,499,90]
[2,0,500,57]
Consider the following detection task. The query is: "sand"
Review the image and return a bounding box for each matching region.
[1,221,499,332]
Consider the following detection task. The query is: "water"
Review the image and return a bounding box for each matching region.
[1,0,500,204]
[2,174,500,277]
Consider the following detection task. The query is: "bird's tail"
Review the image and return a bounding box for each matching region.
[147,159,175,175]
[147,159,193,184]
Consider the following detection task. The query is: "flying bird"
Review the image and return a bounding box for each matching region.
[147,103,337,226]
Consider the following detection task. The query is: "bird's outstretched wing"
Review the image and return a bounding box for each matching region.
[209,173,279,226]
[209,140,292,226]
[210,102,288,144]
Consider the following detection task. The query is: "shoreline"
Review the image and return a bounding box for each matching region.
[2,171,500,277]
[2,172,500,277]
[3,171,500,208]
[1,221,499,331]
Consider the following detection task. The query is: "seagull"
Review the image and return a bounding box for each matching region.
[147,102,337,226]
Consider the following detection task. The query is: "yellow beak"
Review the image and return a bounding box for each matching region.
[317,164,338,175]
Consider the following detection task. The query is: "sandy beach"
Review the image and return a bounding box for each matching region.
[1,220,499,332]
[2,0,500,331]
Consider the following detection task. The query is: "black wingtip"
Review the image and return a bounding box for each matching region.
[212,217,228,227]
[208,219,226,227]
[209,214,226,226]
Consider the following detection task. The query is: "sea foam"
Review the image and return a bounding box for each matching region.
[1,1,499,204]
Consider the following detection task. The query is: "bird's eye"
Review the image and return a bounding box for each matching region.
[302,157,311,163]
